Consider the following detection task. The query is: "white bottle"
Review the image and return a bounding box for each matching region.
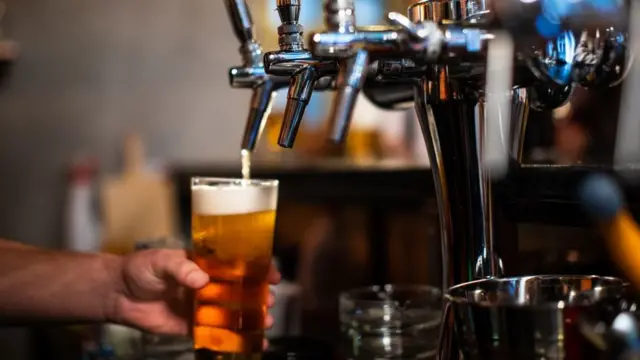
[64,158,101,253]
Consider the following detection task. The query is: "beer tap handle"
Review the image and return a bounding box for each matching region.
[278,66,317,148]
[329,50,369,143]
[223,0,263,67]
[387,12,423,41]
[224,0,256,44]
[276,0,301,24]
[387,12,444,60]
[276,0,303,51]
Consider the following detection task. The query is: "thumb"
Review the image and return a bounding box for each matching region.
[151,250,209,289]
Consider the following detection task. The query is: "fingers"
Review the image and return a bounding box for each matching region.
[267,290,275,307]
[151,249,209,289]
[268,263,281,285]
[264,314,274,329]
[262,314,273,350]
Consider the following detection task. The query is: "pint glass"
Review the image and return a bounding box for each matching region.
[191,177,279,359]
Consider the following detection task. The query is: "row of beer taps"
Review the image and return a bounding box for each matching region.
[226,0,487,150]
[226,0,627,148]
[224,0,630,291]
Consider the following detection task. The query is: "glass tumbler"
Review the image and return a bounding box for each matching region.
[339,285,442,360]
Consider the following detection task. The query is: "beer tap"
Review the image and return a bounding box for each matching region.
[313,1,502,288]
[224,0,277,152]
[263,0,339,149]
[314,0,629,286]
[318,0,367,143]
[314,0,450,142]
[224,0,332,152]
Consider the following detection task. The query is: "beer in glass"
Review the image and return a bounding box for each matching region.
[191,177,278,359]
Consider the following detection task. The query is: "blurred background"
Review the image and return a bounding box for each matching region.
[0,0,626,358]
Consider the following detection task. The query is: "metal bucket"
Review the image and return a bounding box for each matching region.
[440,275,628,360]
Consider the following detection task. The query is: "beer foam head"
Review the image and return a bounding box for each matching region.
[192,182,278,216]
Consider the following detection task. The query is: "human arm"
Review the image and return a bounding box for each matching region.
[0,239,280,335]
[0,239,120,324]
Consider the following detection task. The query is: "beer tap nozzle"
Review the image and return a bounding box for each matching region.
[330,50,369,142]
[263,0,339,149]
[322,0,370,143]
[279,66,316,147]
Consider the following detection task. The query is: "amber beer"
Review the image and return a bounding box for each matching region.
[191,177,278,359]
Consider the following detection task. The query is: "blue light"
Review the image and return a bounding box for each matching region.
[267,0,323,29]
[547,40,554,59]
[590,0,619,13]
[544,31,576,84]
[535,14,562,39]
[354,0,384,25]
[540,0,620,24]
[552,31,576,64]
[542,0,572,22]
[267,0,386,28]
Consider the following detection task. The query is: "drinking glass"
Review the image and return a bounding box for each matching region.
[191,177,279,360]
[339,285,442,359]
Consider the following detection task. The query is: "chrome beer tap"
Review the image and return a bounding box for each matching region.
[311,0,630,291]
[318,0,366,143]
[224,0,333,152]
[313,0,425,142]
[408,0,506,290]
[224,0,281,152]
[312,0,501,289]
[314,0,451,141]
[263,0,339,149]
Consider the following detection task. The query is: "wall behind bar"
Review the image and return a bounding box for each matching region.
[0,0,246,247]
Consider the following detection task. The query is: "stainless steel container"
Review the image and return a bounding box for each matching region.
[441,276,628,360]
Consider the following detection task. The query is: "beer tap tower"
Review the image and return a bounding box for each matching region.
[224,0,631,357]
